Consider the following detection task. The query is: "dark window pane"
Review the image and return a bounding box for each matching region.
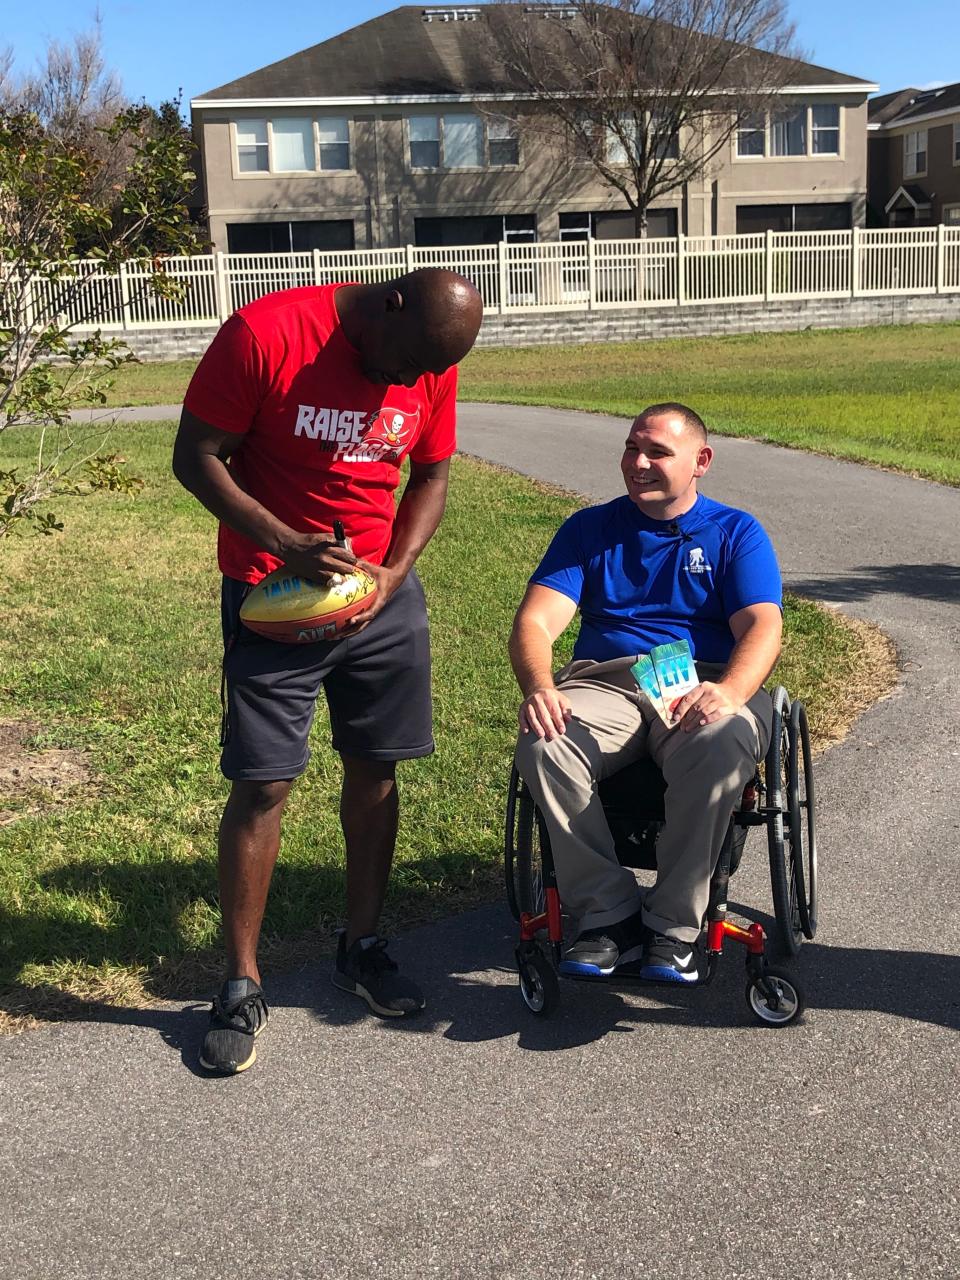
[291,220,355,251]
[410,140,441,168]
[737,128,765,157]
[319,143,350,171]
[793,203,851,231]
[645,208,678,237]
[736,205,792,234]
[504,214,536,239]
[226,222,291,253]
[592,210,638,239]
[490,138,519,165]
[414,216,503,246]
[559,212,591,241]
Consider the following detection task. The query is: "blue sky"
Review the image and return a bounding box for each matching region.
[2,0,957,107]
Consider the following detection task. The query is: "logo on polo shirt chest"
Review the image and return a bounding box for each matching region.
[684,546,712,574]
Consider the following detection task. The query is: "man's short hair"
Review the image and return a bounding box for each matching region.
[635,402,708,444]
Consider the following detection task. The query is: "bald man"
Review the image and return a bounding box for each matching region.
[173,269,483,1074]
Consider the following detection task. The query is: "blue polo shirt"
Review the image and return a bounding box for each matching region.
[530,493,782,664]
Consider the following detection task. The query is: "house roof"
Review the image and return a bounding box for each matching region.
[870,81,960,129]
[885,183,932,213]
[194,4,874,105]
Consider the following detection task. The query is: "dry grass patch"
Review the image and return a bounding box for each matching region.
[0,721,96,826]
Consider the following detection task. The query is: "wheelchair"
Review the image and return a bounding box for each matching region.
[504,686,818,1027]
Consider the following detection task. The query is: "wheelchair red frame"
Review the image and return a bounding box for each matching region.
[504,686,818,1027]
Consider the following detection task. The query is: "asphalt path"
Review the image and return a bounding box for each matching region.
[3,403,958,1279]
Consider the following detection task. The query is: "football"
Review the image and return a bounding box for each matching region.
[240,567,378,643]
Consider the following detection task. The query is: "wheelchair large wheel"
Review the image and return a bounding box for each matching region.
[788,700,818,940]
[504,766,546,921]
[765,686,803,957]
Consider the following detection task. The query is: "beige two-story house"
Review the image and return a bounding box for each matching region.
[868,82,960,226]
[191,4,877,252]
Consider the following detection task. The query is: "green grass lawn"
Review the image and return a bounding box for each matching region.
[94,322,960,485]
[0,423,892,1023]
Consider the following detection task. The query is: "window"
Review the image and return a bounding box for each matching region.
[559,209,677,238]
[771,108,806,156]
[605,118,633,166]
[735,202,851,234]
[408,113,518,169]
[904,130,927,177]
[811,104,840,155]
[488,118,519,166]
[737,114,766,157]
[318,118,350,171]
[559,212,591,242]
[944,205,960,226]
[226,220,355,253]
[409,116,441,168]
[444,113,483,167]
[953,123,960,165]
[234,117,351,174]
[272,118,314,172]
[737,104,842,159]
[605,113,678,166]
[414,214,536,246]
[236,120,269,172]
[652,112,679,160]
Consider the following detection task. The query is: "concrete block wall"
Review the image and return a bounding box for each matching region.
[118,293,960,362]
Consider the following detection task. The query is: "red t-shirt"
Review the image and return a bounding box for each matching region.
[182,284,458,584]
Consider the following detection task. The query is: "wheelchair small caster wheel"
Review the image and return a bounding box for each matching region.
[746,968,803,1026]
[518,951,559,1016]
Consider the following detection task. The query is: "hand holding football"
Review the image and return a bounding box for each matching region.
[240,567,378,643]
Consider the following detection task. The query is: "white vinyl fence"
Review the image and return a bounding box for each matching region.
[8,225,960,333]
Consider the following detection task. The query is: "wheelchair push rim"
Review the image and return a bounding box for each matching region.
[505,766,547,923]
[788,699,818,939]
[765,686,803,957]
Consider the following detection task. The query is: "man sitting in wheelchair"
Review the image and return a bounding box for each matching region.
[510,402,783,983]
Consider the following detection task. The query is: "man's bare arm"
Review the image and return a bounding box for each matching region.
[172,408,358,581]
[509,583,579,739]
[344,457,451,629]
[673,602,783,732]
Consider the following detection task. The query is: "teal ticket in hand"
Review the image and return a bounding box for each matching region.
[650,639,700,719]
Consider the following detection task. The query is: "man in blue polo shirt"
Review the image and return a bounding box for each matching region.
[510,402,783,982]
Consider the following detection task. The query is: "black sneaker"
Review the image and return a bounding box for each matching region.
[198,977,268,1074]
[331,933,425,1018]
[639,934,700,984]
[560,908,646,977]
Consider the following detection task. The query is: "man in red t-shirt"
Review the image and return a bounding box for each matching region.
[173,269,483,1074]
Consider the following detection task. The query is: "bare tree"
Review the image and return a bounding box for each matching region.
[0,29,200,538]
[3,22,130,211]
[484,0,806,234]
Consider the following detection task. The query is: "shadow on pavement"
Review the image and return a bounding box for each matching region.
[5,905,957,1069]
[789,562,960,605]
[302,904,960,1046]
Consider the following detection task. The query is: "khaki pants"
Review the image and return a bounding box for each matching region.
[514,657,772,944]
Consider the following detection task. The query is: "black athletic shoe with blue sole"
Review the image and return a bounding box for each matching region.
[639,934,700,983]
[559,909,646,977]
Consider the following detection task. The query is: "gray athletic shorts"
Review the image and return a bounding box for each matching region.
[219,570,434,781]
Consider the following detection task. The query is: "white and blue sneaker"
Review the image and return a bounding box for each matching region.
[639,934,700,983]
[560,909,646,977]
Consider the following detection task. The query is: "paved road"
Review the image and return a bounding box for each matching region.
[3,404,958,1279]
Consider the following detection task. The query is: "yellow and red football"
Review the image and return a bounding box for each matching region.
[240,567,377,643]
